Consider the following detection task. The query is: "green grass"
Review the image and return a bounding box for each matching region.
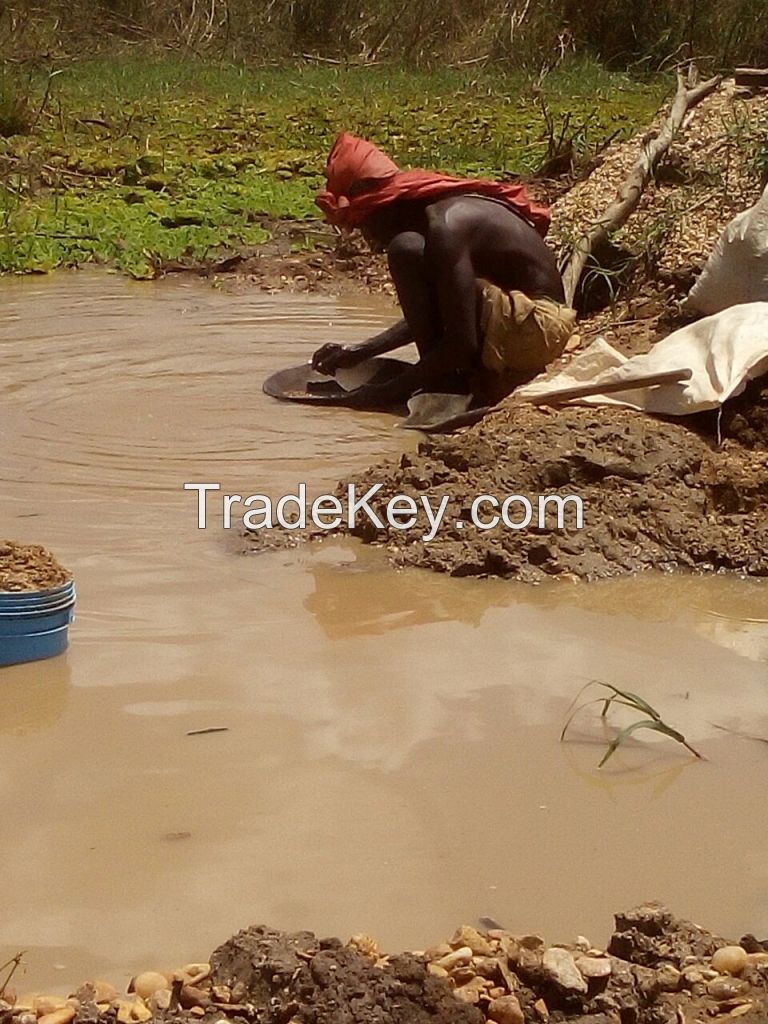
[0,56,667,277]
[561,681,703,768]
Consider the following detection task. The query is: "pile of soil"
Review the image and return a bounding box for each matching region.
[242,396,768,582]
[351,403,768,581]
[3,905,767,1024]
[0,541,72,592]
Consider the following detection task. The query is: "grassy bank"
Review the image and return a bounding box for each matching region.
[0,57,666,277]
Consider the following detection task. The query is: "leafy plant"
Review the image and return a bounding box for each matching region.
[561,680,704,768]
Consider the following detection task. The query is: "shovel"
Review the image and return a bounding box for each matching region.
[400,367,694,433]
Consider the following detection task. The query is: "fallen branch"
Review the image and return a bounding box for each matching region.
[0,951,25,999]
[560,70,722,308]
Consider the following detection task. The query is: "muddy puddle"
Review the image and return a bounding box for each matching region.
[1,271,767,995]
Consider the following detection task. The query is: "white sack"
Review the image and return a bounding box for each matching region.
[683,184,768,314]
[515,302,768,415]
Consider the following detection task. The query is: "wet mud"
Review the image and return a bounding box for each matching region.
[348,403,768,581]
[243,398,768,583]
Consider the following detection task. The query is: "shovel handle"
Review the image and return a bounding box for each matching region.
[523,367,693,406]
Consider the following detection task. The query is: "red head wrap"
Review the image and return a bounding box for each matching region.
[316,131,550,237]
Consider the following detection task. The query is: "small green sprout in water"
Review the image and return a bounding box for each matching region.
[560,680,704,768]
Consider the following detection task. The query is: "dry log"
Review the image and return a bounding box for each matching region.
[734,67,768,89]
[560,71,722,307]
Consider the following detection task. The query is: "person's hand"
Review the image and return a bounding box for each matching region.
[311,343,364,375]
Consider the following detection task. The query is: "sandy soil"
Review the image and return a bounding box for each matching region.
[0,541,72,592]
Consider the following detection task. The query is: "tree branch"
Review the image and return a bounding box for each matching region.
[560,71,722,308]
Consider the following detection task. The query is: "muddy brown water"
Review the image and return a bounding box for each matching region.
[1,271,767,995]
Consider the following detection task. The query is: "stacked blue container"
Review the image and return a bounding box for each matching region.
[0,581,76,666]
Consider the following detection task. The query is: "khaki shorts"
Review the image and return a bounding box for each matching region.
[479,284,577,377]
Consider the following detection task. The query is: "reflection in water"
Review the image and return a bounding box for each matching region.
[304,551,489,638]
[1,272,767,994]
[0,657,72,734]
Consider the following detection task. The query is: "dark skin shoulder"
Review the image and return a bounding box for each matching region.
[311,194,564,406]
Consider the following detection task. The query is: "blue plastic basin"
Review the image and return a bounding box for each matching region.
[0,623,72,666]
[0,582,76,666]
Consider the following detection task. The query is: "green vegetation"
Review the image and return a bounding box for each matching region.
[0,56,665,277]
[561,681,704,768]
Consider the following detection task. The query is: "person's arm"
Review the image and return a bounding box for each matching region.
[345,224,479,405]
[312,320,412,375]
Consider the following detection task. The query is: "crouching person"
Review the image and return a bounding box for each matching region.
[311,132,576,408]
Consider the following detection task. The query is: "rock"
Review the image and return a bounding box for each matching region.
[708,974,753,999]
[487,994,524,1024]
[229,981,246,1003]
[632,964,660,999]
[472,957,504,981]
[435,947,473,972]
[115,999,151,1024]
[574,936,591,952]
[37,1010,75,1024]
[533,997,550,1019]
[451,967,477,985]
[451,926,494,957]
[656,963,681,991]
[707,977,750,1001]
[149,989,172,1013]
[133,973,168,1000]
[576,956,612,980]
[33,997,67,1016]
[180,985,211,1010]
[453,977,488,1005]
[425,943,452,960]
[93,982,117,1004]
[210,985,231,1003]
[712,945,749,976]
[520,935,545,951]
[609,903,721,968]
[542,947,588,994]
[682,965,705,987]
[427,963,448,978]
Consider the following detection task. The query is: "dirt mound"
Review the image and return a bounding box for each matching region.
[0,540,72,592]
[209,926,482,1024]
[203,907,768,1023]
[720,376,768,450]
[7,905,766,1024]
[243,400,768,582]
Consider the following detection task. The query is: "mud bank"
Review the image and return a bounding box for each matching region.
[4,906,768,1024]
[243,380,768,582]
